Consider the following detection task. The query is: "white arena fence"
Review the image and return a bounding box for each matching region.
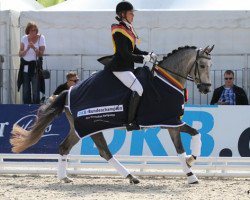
[0,154,250,178]
[0,67,249,105]
[0,53,250,104]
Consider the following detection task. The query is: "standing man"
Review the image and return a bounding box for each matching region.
[210,70,248,105]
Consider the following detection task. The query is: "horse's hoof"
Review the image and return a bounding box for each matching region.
[60,177,73,183]
[187,174,199,184]
[127,174,140,184]
[189,181,199,184]
[130,177,140,184]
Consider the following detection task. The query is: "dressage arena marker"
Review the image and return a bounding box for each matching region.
[0,154,250,177]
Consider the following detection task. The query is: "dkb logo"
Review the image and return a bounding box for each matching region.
[81,111,215,156]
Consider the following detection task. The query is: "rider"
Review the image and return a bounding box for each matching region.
[106,1,157,131]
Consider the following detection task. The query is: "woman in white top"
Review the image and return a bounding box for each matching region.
[18,21,46,104]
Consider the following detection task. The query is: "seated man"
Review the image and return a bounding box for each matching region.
[49,71,79,102]
[210,70,248,105]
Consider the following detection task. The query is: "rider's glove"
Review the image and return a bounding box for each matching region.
[149,52,158,63]
[143,54,151,62]
[143,52,158,63]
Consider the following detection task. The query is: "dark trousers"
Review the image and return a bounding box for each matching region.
[22,72,40,104]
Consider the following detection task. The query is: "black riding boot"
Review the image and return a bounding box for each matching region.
[126,91,141,131]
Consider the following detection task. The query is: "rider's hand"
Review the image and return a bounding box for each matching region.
[143,54,151,62]
[149,52,158,63]
[143,53,158,63]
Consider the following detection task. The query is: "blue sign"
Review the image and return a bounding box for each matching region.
[81,109,216,156]
[182,111,214,156]
[3,105,248,157]
[0,105,69,154]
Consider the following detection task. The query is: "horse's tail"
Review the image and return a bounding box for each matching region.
[10,90,68,153]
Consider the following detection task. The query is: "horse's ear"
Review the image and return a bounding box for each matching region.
[207,45,214,54]
[201,46,209,54]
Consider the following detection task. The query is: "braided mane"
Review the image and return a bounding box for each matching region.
[160,46,197,64]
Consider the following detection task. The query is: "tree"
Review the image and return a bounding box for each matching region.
[37,0,65,8]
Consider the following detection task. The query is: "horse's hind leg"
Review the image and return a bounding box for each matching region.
[58,129,79,156]
[179,124,202,166]
[58,108,80,183]
[91,132,140,184]
[168,127,198,184]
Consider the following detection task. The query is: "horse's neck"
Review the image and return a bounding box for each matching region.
[161,51,196,87]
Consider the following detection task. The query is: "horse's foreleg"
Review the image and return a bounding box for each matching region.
[58,108,80,183]
[168,127,198,184]
[168,127,185,154]
[179,152,198,184]
[91,132,139,184]
[179,124,202,166]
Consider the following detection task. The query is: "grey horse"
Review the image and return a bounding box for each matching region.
[10,45,214,184]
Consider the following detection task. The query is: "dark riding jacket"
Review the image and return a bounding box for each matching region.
[106,22,148,72]
[210,85,249,105]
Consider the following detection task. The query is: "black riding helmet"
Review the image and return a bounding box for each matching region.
[116,1,134,15]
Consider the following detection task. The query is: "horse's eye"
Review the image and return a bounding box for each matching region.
[200,65,205,69]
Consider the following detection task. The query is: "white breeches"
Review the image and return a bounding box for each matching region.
[113,71,143,96]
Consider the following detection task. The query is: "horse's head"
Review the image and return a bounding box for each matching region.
[189,45,214,94]
[157,45,214,94]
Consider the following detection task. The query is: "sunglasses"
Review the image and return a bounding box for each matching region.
[224,78,233,80]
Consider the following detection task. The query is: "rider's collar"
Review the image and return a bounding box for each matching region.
[122,20,132,29]
[121,20,139,39]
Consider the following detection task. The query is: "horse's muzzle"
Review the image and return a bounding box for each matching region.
[197,83,211,94]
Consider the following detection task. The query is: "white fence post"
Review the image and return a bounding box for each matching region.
[0,157,3,171]
[0,54,4,102]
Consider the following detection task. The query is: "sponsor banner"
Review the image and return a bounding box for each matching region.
[0,105,70,154]
[81,105,250,157]
[0,105,249,157]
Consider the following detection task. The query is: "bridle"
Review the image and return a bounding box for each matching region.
[190,49,212,88]
[153,49,212,88]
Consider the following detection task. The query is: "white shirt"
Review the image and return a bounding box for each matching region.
[21,34,46,61]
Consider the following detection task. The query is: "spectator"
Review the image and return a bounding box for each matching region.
[17,21,46,104]
[210,70,248,105]
[48,71,79,102]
